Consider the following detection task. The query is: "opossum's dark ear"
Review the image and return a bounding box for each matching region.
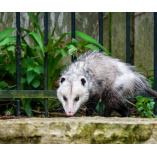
[81,78,86,86]
[61,77,65,83]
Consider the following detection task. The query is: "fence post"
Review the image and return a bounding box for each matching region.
[154,12,157,115]
[16,12,21,117]
[44,12,48,117]
[99,12,104,116]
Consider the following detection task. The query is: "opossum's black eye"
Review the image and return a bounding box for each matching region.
[63,96,67,101]
[81,78,86,86]
[61,77,65,83]
[74,97,79,102]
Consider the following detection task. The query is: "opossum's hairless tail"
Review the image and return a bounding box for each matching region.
[145,88,157,98]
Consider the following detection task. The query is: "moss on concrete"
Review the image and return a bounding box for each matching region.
[0,117,157,144]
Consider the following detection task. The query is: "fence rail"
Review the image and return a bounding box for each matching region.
[0,12,156,116]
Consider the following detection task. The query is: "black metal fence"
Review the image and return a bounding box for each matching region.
[0,12,156,117]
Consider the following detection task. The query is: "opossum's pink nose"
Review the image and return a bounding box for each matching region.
[67,111,74,117]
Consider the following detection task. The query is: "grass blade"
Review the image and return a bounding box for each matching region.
[21,38,44,65]
[0,36,16,47]
[84,44,99,52]
[27,12,44,43]
[29,32,44,57]
[53,32,69,48]
[75,31,111,56]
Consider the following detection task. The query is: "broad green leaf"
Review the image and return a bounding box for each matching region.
[21,77,27,84]
[148,98,154,102]
[147,102,155,110]
[32,79,40,88]
[142,97,148,102]
[136,96,143,102]
[39,66,44,73]
[27,12,44,42]
[0,36,16,47]
[27,71,35,84]
[0,81,8,90]
[27,66,33,72]
[7,45,15,51]
[5,63,16,75]
[75,31,111,56]
[0,28,15,42]
[24,99,32,117]
[137,106,143,112]
[29,32,44,57]
[85,44,99,52]
[33,66,40,74]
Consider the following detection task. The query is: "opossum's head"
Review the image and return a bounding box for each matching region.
[57,76,89,116]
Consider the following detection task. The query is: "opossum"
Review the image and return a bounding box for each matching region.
[57,51,157,117]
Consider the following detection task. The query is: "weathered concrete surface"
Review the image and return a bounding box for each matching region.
[0,117,157,144]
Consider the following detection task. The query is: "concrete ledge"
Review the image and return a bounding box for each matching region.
[0,117,157,144]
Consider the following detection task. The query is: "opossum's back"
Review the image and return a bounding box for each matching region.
[78,52,121,81]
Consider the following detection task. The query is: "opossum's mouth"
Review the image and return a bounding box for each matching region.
[67,112,74,117]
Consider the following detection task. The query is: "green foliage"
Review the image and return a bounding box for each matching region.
[135,96,156,118]
[24,99,32,117]
[0,81,8,90]
[147,67,154,72]
[0,12,110,117]
[95,99,105,113]
[130,115,136,118]
[0,28,15,42]
[147,67,154,88]
[75,31,111,56]
[148,76,154,89]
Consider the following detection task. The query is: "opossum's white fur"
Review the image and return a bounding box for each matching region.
[57,51,149,116]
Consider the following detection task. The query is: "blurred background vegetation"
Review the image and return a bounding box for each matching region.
[0,12,155,118]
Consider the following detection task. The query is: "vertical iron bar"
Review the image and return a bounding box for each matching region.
[16,12,21,117]
[44,12,48,117]
[99,12,103,116]
[126,12,131,116]
[99,12,103,48]
[109,12,112,53]
[126,12,131,63]
[71,12,75,62]
[154,12,157,115]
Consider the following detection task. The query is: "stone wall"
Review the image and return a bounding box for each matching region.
[0,117,157,144]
